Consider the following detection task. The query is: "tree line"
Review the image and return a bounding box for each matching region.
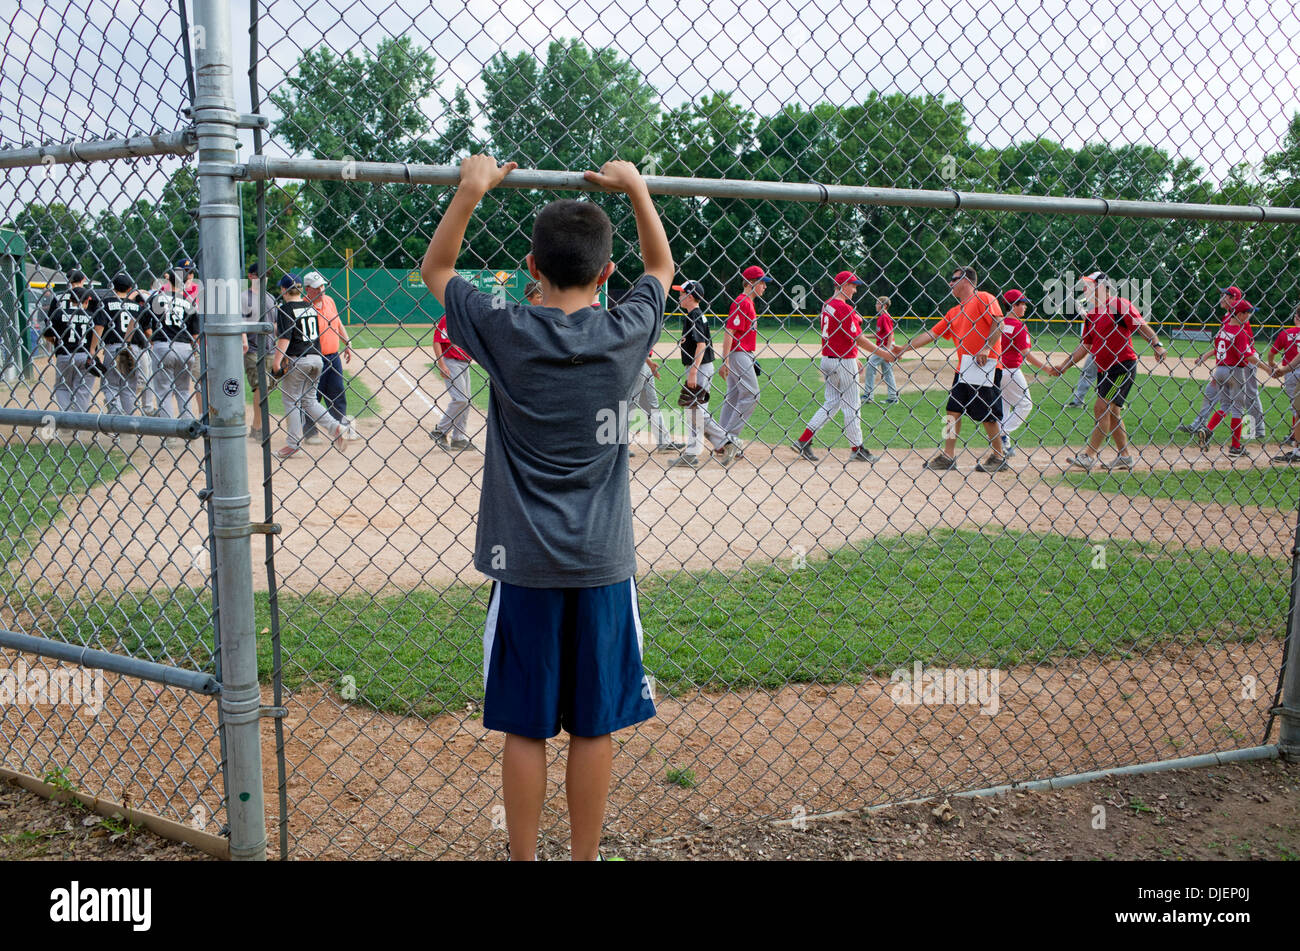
[11,36,1300,325]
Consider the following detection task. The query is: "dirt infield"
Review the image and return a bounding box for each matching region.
[6,345,1294,597]
[1,637,1281,858]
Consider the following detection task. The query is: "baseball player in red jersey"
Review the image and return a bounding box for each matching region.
[1192,299,1263,458]
[1181,285,1268,438]
[793,272,896,463]
[860,295,899,404]
[996,289,1050,457]
[1269,303,1300,450]
[715,265,771,465]
[431,313,477,451]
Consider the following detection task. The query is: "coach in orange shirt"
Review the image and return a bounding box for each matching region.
[895,265,1007,473]
[303,270,353,442]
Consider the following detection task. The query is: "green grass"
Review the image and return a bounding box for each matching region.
[42,528,1286,718]
[1065,466,1300,510]
[0,443,130,566]
[248,370,378,419]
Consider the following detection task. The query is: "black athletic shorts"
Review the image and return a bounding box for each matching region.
[947,368,1004,423]
[1095,359,1137,407]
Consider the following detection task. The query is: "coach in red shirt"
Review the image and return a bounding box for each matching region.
[715,265,771,465]
[1049,271,1166,470]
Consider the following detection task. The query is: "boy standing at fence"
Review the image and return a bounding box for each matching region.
[793,272,896,463]
[421,155,671,861]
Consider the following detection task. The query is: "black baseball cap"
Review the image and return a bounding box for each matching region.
[67,269,86,284]
[247,264,260,276]
[672,279,705,301]
[111,272,134,291]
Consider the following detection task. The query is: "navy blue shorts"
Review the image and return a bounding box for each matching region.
[482,578,656,739]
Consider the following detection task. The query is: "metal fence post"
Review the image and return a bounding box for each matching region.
[191,0,266,860]
[1279,501,1300,759]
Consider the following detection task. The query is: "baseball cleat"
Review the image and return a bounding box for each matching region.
[884,397,900,404]
[793,440,818,462]
[669,454,700,469]
[1104,455,1135,470]
[975,454,1008,473]
[275,446,300,460]
[924,453,956,471]
[431,430,449,449]
[656,442,686,453]
[1194,427,1211,449]
[717,441,739,467]
[1000,433,1015,457]
[304,434,324,446]
[449,439,476,451]
[1176,423,1196,433]
[1227,445,1247,458]
[1069,453,1094,470]
[849,447,878,463]
[1065,400,1085,409]
[1272,448,1300,463]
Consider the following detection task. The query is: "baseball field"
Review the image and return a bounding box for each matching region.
[1,331,1289,855]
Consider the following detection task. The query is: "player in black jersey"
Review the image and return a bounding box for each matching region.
[43,269,99,414]
[144,270,200,435]
[271,274,358,459]
[92,273,150,415]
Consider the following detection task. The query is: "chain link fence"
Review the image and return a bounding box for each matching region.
[1,0,1298,859]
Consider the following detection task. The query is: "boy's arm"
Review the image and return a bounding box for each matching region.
[420,155,519,306]
[583,160,673,292]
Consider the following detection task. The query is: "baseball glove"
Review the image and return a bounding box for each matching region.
[677,383,709,407]
[270,362,287,381]
[86,356,105,378]
[115,347,137,376]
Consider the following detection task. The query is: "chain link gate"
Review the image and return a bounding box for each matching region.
[3,0,1300,860]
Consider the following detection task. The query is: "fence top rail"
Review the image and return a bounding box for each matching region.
[0,130,196,170]
[237,156,1300,225]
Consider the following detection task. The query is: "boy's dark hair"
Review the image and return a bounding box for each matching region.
[531,199,612,290]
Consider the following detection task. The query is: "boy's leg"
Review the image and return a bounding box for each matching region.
[881,355,898,399]
[567,735,613,861]
[861,354,877,399]
[503,733,547,861]
[1071,354,1096,403]
[279,360,307,448]
[301,358,341,439]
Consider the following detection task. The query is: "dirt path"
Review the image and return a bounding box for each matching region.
[0,638,1282,858]
[6,345,1293,597]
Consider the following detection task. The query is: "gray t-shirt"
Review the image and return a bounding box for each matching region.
[444,273,665,588]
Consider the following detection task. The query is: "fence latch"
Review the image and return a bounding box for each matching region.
[260,706,287,719]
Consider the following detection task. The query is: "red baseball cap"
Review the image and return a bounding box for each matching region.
[741,265,773,283]
[1220,285,1243,299]
[1002,289,1030,305]
[1232,299,1255,314]
[833,271,865,286]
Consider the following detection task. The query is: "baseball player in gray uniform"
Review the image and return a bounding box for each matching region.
[43,270,99,415]
[144,270,200,439]
[1180,286,1268,438]
[271,274,358,459]
[92,273,149,415]
[626,348,681,456]
[431,312,476,450]
[669,280,726,468]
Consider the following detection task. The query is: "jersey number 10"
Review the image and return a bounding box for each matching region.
[298,313,319,341]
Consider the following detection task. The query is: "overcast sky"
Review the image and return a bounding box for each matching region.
[3,0,1299,215]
